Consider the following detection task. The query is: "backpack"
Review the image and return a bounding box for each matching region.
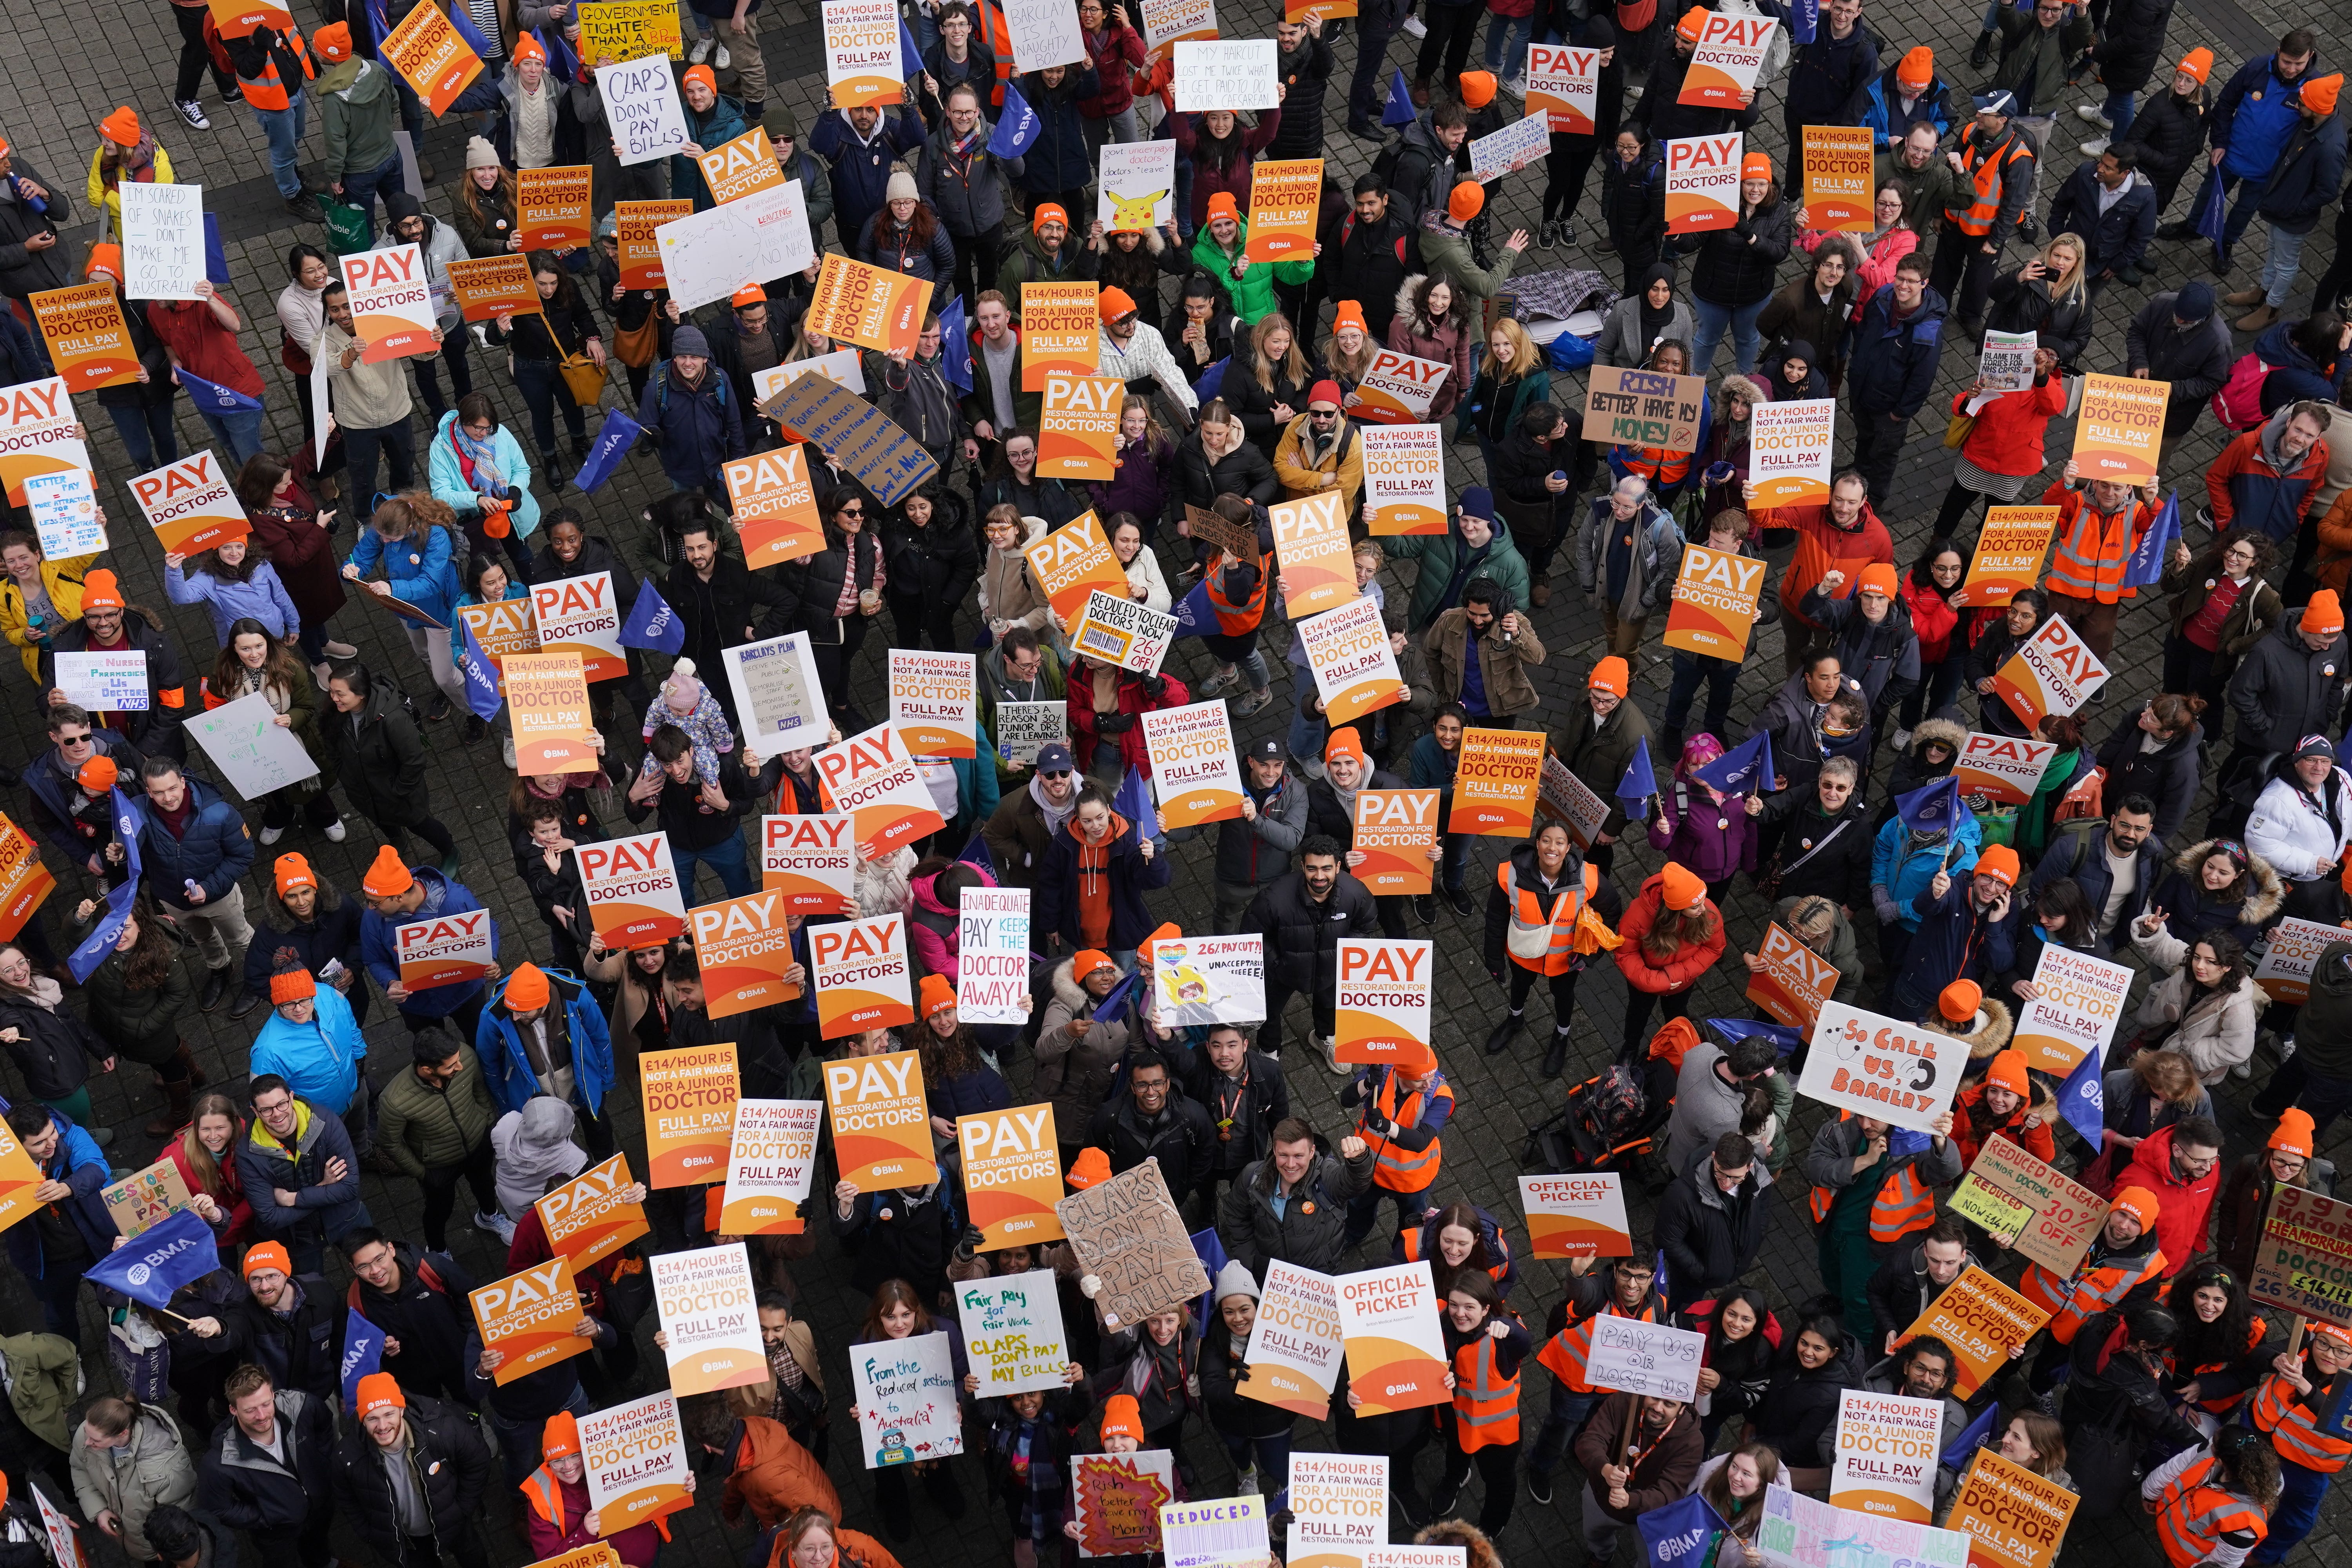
[2211,349,2274,431]
[1370,137,1406,191]
[1576,1061,1650,1145]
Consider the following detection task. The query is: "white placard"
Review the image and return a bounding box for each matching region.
[996,700,1068,766]
[1004,0,1089,70]
[1240,1259,1347,1414]
[2010,944,2135,1077]
[1798,1000,1974,1132]
[1829,1388,1944,1520]
[887,648,978,755]
[755,346,867,401]
[1290,1454,1387,1568]
[601,53,692,166]
[1098,140,1178,231]
[656,179,816,311]
[760,813,858,913]
[31,1481,79,1568]
[1467,113,1551,182]
[955,1269,1073,1396]
[1525,43,1601,132]
[1585,1315,1706,1402]
[121,183,205,302]
[183,689,322,798]
[956,886,1032,1025]
[1685,13,1777,102]
[23,468,104,557]
[54,650,149,712]
[1749,397,1838,501]
[717,1098,823,1230]
[1299,595,1405,722]
[1068,589,1178,675]
[2254,915,2346,1005]
[1160,1496,1268,1568]
[1358,424,1445,526]
[309,355,331,468]
[1152,933,1267,1026]
[1518,1171,1634,1258]
[723,632,829,754]
[578,1390,691,1528]
[1172,40,1279,111]
[853,1328,965,1467]
[1979,330,2037,394]
[650,1242,766,1394]
[1334,1261,1449,1416]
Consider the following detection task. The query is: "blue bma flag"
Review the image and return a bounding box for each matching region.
[1635,1492,1723,1568]
[1788,0,1819,44]
[1194,356,1229,403]
[539,24,579,83]
[1942,1402,1998,1470]
[572,409,641,494]
[70,785,144,984]
[620,580,686,654]
[1382,68,1417,128]
[85,1208,220,1310]
[957,829,995,878]
[444,1,496,62]
[989,82,1042,158]
[175,366,262,414]
[938,295,973,395]
[1896,775,1962,835]
[2120,490,2180,591]
[1706,1017,1803,1058]
[1116,765,1161,842]
[456,615,503,721]
[1615,735,1657,809]
[1692,730,1773,796]
[203,214,229,289]
[341,1309,385,1411]
[899,16,924,77]
[2059,1051,2103,1146]
[1171,579,1216,639]
[1190,1226,1229,1329]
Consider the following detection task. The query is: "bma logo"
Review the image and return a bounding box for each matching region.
[126,1263,152,1287]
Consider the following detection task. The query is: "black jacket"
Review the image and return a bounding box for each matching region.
[1086,1091,1218,1198]
[328,682,432,828]
[1182,1047,1292,1169]
[1757,793,1875,910]
[524,532,641,630]
[1199,1319,1292,1437]
[879,497,980,608]
[0,993,107,1101]
[0,159,75,299]
[243,887,368,1010]
[2085,0,2178,92]
[2064,1310,2204,1451]
[775,528,886,644]
[1305,768,1405,851]
[971,472,1087,531]
[329,1392,493,1552]
[2047,160,2159,276]
[40,610,189,759]
[1215,1143,1375,1279]
[1984,272,2094,368]
[1654,1145,1772,1306]
[2125,293,2233,410]
[1332,208,1420,335]
[1685,197,1795,309]
[348,1245,478,1400]
[1749,1327,1860,1461]
[1222,356,1322,455]
[699,314,796,442]
[1245,869,1381,1004]
[1176,432,1279,512]
[623,752,766,852]
[831,1183,964,1301]
[1865,1240,1980,1347]
[1265,35,1336,158]
[2256,113,2349,232]
[661,555,789,665]
[2130,86,2209,189]
[198,1388,335,1534]
[2093,715,2204,845]
[207,1276,344,1403]
[1635,47,1762,145]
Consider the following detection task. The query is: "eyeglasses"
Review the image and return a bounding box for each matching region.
[1040,768,1073,779]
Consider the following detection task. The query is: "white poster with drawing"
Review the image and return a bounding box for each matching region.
[723,632,829,754]
[1098,141,1178,232]
[655,180,815,311]
[185,690,322,799]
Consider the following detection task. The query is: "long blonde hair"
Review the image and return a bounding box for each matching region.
[2042,232,2091,309]
[1481,318,1537,383]
[1249,313,1310,393]
[1325,322,1376,383]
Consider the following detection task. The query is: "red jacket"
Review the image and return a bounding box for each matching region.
[2208,421,2333,541]
[1612,874,1728,995]
[1899,575,1962,664]
[2122,1123,2221,1281]
[1951,1080,2057,1169]
[1765,500,1893,633]
[162,1125,252,1250]
[1955,374,2069,477]
[1076,23,1147,118]
[1066,667,1192,774]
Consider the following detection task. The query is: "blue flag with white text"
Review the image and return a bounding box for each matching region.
[1635,1493,1723,1568]
[176,366,261,414]
[84,1208,220,1310]
[1383,68,1417,128]
[989,83,1042,157]
[2059,1051,2103,1146]
[2120,491,2180,590]
[1896,775,1962,835]
[341,1310,385,1410]
[620,580,684,655]
[1171,579,1216,639]
[456,615,503,720]
[572,409,641,494]
[938,295,972,394]
[1692,730,1772,796]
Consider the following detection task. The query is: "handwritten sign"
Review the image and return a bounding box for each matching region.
[767,371,939,507]
[2250,1184,2352,1330]
[1055,1160,1207,1330]
[1588,1315,1705,1401]
[1797,1000,1973,1133]
[184,690,321,800]
[121,183,205,302]
[576,0,684,60]
[1468,113,1550,181]
[1074,1451,1177,1556]
[599,54,690,167]
[102,1159,192,1238]
[1068,590,1177,675]
[1953,1137,2107,1278]
[1583,364,1706,450]
[721,631,829,752]
[1003,0,1089,70]
[1172,40,1279,110]
[1098,140,1177,231]
[955,1269,1072,1395]
[1152,934,1266,1027]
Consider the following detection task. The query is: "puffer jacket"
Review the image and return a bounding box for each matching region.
[127,773,254,904]
[1984,272,2094,368]
[2129,922,2264,1083]
[1799,588,1921,723]
[327,681,432,828]
[1613,874,1728,996]
[2150,838,2287,947]
[2246,768,2352,883]
[1032,958,1131,1135]
[70,1402,194,1561]
[2224,607,2348,754]
[1213,771,1309,888]
[1846,280,1947,417]
[1245,867,1381,1002]
[1648,776,1757,886]
[1174,430,1280,512]
[329,1392,493,1552]
[2208,406,2334,543]
[2092,711,2205,845]
[1384,277,1474,419]
[376,1042,497,1177]
[0,984,108,1102]
[1215,1142,1375,1279]
[917,118,1022,238]
[1869,810,1983,928]
[1955,373,2069,477]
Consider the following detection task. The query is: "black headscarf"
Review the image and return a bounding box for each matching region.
[1636,263,1677,355]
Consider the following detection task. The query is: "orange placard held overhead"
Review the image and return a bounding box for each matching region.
[722,446,826,568]
[760,813,858,913]
[1664,132,1743,234]
[1142,701,1245,828]
[810,913,917,1039]
[536,1153,652,1271]
[0,816,53,943]
[517,167,594,249]
[805,253,930,356]
[1038,374,1124,481]
[1661,542,1765,660]
[2071,373,2170,483]
[1352,790,1439,895]
[29,286,138,392]
[442,256,539,322]
[1245,159,1322,261]
[615,200,691,289]
[381,0,484,114]
[957,1105,1067,1248]
[1450,728,1546,835]
[1951,506,2060,607]
[1020,281,1100,391]
[205,0,293,37]
[695,127,784,205]
[1022,511,1129,626]
[1519,1172,1633,1258]
[130,452,250,556]
[639,1042,739,1188]
[822,1045,933,1191]
[470,1257,591,1383]
[1677,12,1775,105]
[501,651,597,774]
[813,723,949,857]
[0,1111,45,1234]
[688,891,802,1020]
[1269,492,1359,617]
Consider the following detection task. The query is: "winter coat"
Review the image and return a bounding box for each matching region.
[330,1392,492,1557]
[83,927,193,1057]
[325,679,432,829]
[1984,272,2094,368]
[1757,793,1877,911]
[1214,771,1310,888]
[1386,115,1460,229]
[2150,838,2285,949]
[1245,868,1381,1004]
[1220,348,1319,456]
[854,211,958,285]
[426,409,542,540]
[808,105,929,265]
[2225,607,2348,753]
[1390,513,1532,631]
[1573,1395,1705,1521]
[1076,22,1147,119]
[916,119,1021,238]
[475,965,615,1118]
[1855,63,1963,147]
[1686,196,1795,309]
[377,1045,497,1177]
[1602,145,1668,254]
[359,866,499,1022]
[2084,0,2177,92]
[1655,1144,1773,1300]
[2257,111,2350,232]
[1425,608,1545,719]
[2213,51,2337,180]
[1595,295,1696,369]
[1417,216,1522,308]
[196,1388,333,1535]
[1033,958,1132,1130]
[1647,777,1757,886]
[1614,875,1728,999]
[2126,292,2233,414]
[1189,220,1311,330]
[236,1096,368,1246]
[1036,811,1174,950]
[250,985,367,1117]
[1898,876,2023,1014]
[993,229,1100,301]
[1383,279,1474,419]
[1757,275,1858,375]
[1067,668,1189,776]
[1555,693,1654,839]
[1012,67,1103,199]
[2120,1123,2222,1279]
[0,1110,109,1287]
[1577,494,1684,619]
[1869,811,1984,928]
[2047,161,2158,275]
[1085,1089,1218,1199]
[1332,208,1421,336]
[317,56,399,176]
[1799,589,1921,724]
[1993,7,2094,114]
[2246,768,2352,883]
[1217,1143,1376,1279]
[0,984,107,1102]
[126,772,254,906]
[633,360,744,492]
[833,1185,964,1302]
[2132,85,2210,191]
[0,157,76,300]
[1846,280,1947,417]
[1956,373,2070,477]
[71,1403,194,1561]
[1174,430,1281,512]
[2092,712,2205,845]
[2129,923,2263,1083]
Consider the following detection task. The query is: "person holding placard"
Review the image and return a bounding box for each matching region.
[517,1410,677,1566]
[382,193,481,425]
[86,106,176,233]
[496,254,604,488]
[1932,347,2069,539]
[0,534,93,691]
[2214,1114,2316,1279]
[148,278,267,466]
[357,844,503,1038]
[1804,1107,1960,1331]
[1571,1387,1702,1565]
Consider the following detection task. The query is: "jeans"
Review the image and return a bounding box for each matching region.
[1528,1383,1602,1479]
[1483,12,1533,78]
[254,93,310,200]
[107,402,178,470]
[2261,223,2311,307]
[1439,830,1470,892]
[2185,165,2267,258]
[2250,1456,2329,1563]
[672,830,755,900]
[2102,87,2136,142]
[512,356,588,451]
[412,327,476,422]
[341,420,417,506]
[199,406,266,467]
[338,147,407,246]
[1690,295,1768,375]
[1664,651,1738,739]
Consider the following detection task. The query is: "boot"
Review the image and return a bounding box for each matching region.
[1485,1013,1525,1055]
[1543,1030,1571,1078]
[2236,304,2280,333]
[2221,287,2263,307]
[145,1071,194,1138]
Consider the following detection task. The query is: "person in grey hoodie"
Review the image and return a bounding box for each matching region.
[1662,1037,1784,1173]
[314,25,405,247]
[379,192,477,425]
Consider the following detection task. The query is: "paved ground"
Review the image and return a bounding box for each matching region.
[0,0,2342,1565]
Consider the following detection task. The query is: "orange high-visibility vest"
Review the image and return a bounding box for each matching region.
[1808,1162,1939,1244]
[2152,1455,2269,1568]
[1537,1299,1661,1393]
[973,4,1017,108]
[233,25,316,111]
[1451,1332,1521,1450]
[2253,1370,2352,1474]
[1359,1068,1451,1192]
[1401,1225,1512,1289]
[519,1467,566,1528]
[2047,491,2146,604]
[1205,563,1267,636]
[1945,129,2033,236]
[2018,1241,2169,1344]
[1497,858,1594,976]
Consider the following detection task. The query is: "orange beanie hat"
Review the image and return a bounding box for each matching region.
[1459,71,1496,108]
[504,962,552,1011]
[1973,845,2021,886]
[1098,286,1138,323]
[919,973,956,1016]
[1858,563,1898,597]
[1939,980,1982,1022]
[1677,5,1708,41]
[1741,152,1773,183]
[2300,74,2343,117]
[2271,1108,2318,1158]
[1897,47,1934,88]
[74,756,117,793]
[1101,1394,1143,1440]
[1142,922,1181,963]
[2304,589,2345,635]
[354,1372,405,1417]
[1590,656,1630,696]
[1066,1147,1112,1189]
[1203,192,1239,224]
[543,1412,581,1458]
[1448,181,1485,222]
[1333,300,1368,335]
[1033,201,1071,232]
[85,243,123,284]
[242,1241,292,1279]
[1325,728,1365,765]
[274,853,316,897]
[2177,48,2213,83]
[100,107,142,146]
[1659,863,1706,911]
[269,966,316,1005]
[1984,1049,2029,1095]
[682,64,717,93]
[81,569,123,611]
[2109,1187,2161,1231]
[362,845,414,898]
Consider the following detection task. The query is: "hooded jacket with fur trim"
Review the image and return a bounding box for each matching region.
[2150,838,2285,947]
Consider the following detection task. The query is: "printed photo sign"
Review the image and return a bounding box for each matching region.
[723,632,828,754]
[1586,1316,1705,1401]
[1098,140,1178,231]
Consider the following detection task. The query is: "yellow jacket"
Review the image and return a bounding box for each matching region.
[0,557,93,682]
[86,145,176,225]
[1272,413,1366,515]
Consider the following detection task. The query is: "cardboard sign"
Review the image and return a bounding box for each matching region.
[1020,281,1101,391]
[958,1106,1065,1249]
[394,907,495,991]
[29,285,138,391]
[1352,789,1439,895]
[1003,0,1089,70]
[756,348,867,402]
[1270,492,1358,617]
[1665,132,1743,234]
[956,1269,1072,1394]
[339,245,439,362]
[1137,0,1216,57]
[1994,615,2109,728]
[601,54,691,166]
[717,1098,822,1234]
[1074,1451,1178,1556]
[1171,39,1279,111]
[806,252,930,357]
[1152,934,1267,1027]
[1749,397,1837,507]
[1143,700,1245,828]
[1537,754,1617,850]
[814,724,947,857]
[577,832,687,949]
[1946,1448,2080,1568]
[1953,1137,2107,1278]
[1797,1000,1973,1132]
[760,814,858,914]
[1898,1266,2049,1398]
[580,1391,693,1531]
[1040,373,1125,481]
[822,1044,932,1189]
[1162,1498,1268,1568]
[722,632,829,754]
[2072,373,2169,484]
[1679,13,1775,104]
[1951,731,2057,807]
[1069,590,1178,675]
[503,651,596,774]
[1586,1316,1706,1401]
[470,1257,590,1383]
[0,1112,55,1235]
[2254,916,2345,1005]
[1054,1160,1208,1329]
[0,814,57,943]
[1360,425,1447,534]
[697,127,784,206]
[1468,112,1551,181]
[1023,511,1129,626]
[381,3,483,117]
[1336,1261,1448,1415]
[1185,502,1261,564]
[102,1159,192,1238]
[1755,1486,1972,1568]
[1953,507,2060,608]
[1830,1389,1944,1521]
[1583,364,1706,451]
[536,1152,651,1271]
[1980,331,2039,394]
[1450,728,1546,836]
[887,650,976,758]
[1289,1453,1388,1568]
[1663,542,1766,659]
[688,891,803,1020]
[1802,124,1876,230]
[2010,945,2134,1076]
[443,255,539,322]
[955,886,1031,1026]
[615,199,692,288]
[517,166,594,249]
[1239,1260,1347,1416]
[1098,140,1178,232]
[650,1243,764,1394]
[1526,43,1600,132]
[1746,922,1839,1029]
[0,379,92,506]
[1245,159,1322,261]
[639,1042,739,1188]
[1343,347,1452,426]
[2250,1184,2352,1330]
[1519,1171,1632,1258]
[530,571,626,682]
[130,450,249,556]
[577,0,684,61]
[1334,939,1432,1064]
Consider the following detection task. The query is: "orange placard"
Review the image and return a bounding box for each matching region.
[810,913,917,1040]
[722,445,826,568]
[1662,542,1765,659]
[697,127,784,205]
[1802,125,1876,231]
[1664,132,1742,234]
[0,816,54,944]
[206,0,292,37]
[616,200,692,289]
[760,813,858,913]
[1141,701,1245,828]
[517,166,594,249]
[687,891,803,1020]
[1952,506,2060,608]
[1038,373,1123,481]
[1336,1263,1451,1416]
[456,597,541,693]
[639,1041,739,1188]
[0,1111,45,1234]
[1947,1448,2080,1568]
[29,285,138,392]
[822,1045,934,1190]
[1352,789,1438,895]
[2071,372,2169,484]
[1744,922,1838,1029]
[130,451,250,555]
[805,252,930,356]
[1269,492,1358,617]
[339,244,440,362]
[1525,43,1599,134]
[381,0,483,115]
[470,1256,591,1383]
[501,651,596,774]
[813,723,949,857]
[442,256,539,323]
[957,1105,1067,1248]
[1449,728,1546,836]
[1994,615,2109,730]
[1333,938,1431,1064]
[1677,12,1773,105]
[536,1153,652,1272]
[1022,511,1129,626]
[1245,159,1322,261]
[393,906,496,991]
[1897,1266,2049,1398]
[1020,280,1100,391]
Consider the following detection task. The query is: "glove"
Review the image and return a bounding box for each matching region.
[1078,1274,1103,1298]
[1141,674,1168,702]
[1488,965,1506,984]
[1872,888,1900,926]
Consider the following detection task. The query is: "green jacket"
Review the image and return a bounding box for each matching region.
[318,58,401,181]
[0,1331,80,1450]
[1188,220,1313,327]
[1386,517,1532,632]
[376,1043,497,1178]
[1417,218,1521,307]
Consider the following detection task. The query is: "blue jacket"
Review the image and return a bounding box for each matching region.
[1870,812,1983,930]
[809,105,928,258]
[129,774,254,903]
[428,410,542,540]
[2256,111,2348,233]
[234,1096,370,1245]
[448,582,528,661]
[2046,161,2158,274]
[249,985,367,1116]
[2212,52,2329,180]
[2252,318,2352,415]
[949,725,1003,825]
[2,1111,113,1283]
[164,561,302,644]
[359,867,500,1019]
[474,965,615,1118]
[670,91,752,211]
[0,310,42,386]
[1846,281,1947,419]
[1855,64,1958,147]
[349,519,463,630]
[1773,10,1880,125]
[634,359,745,491]
[1895,877,2022,1018]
